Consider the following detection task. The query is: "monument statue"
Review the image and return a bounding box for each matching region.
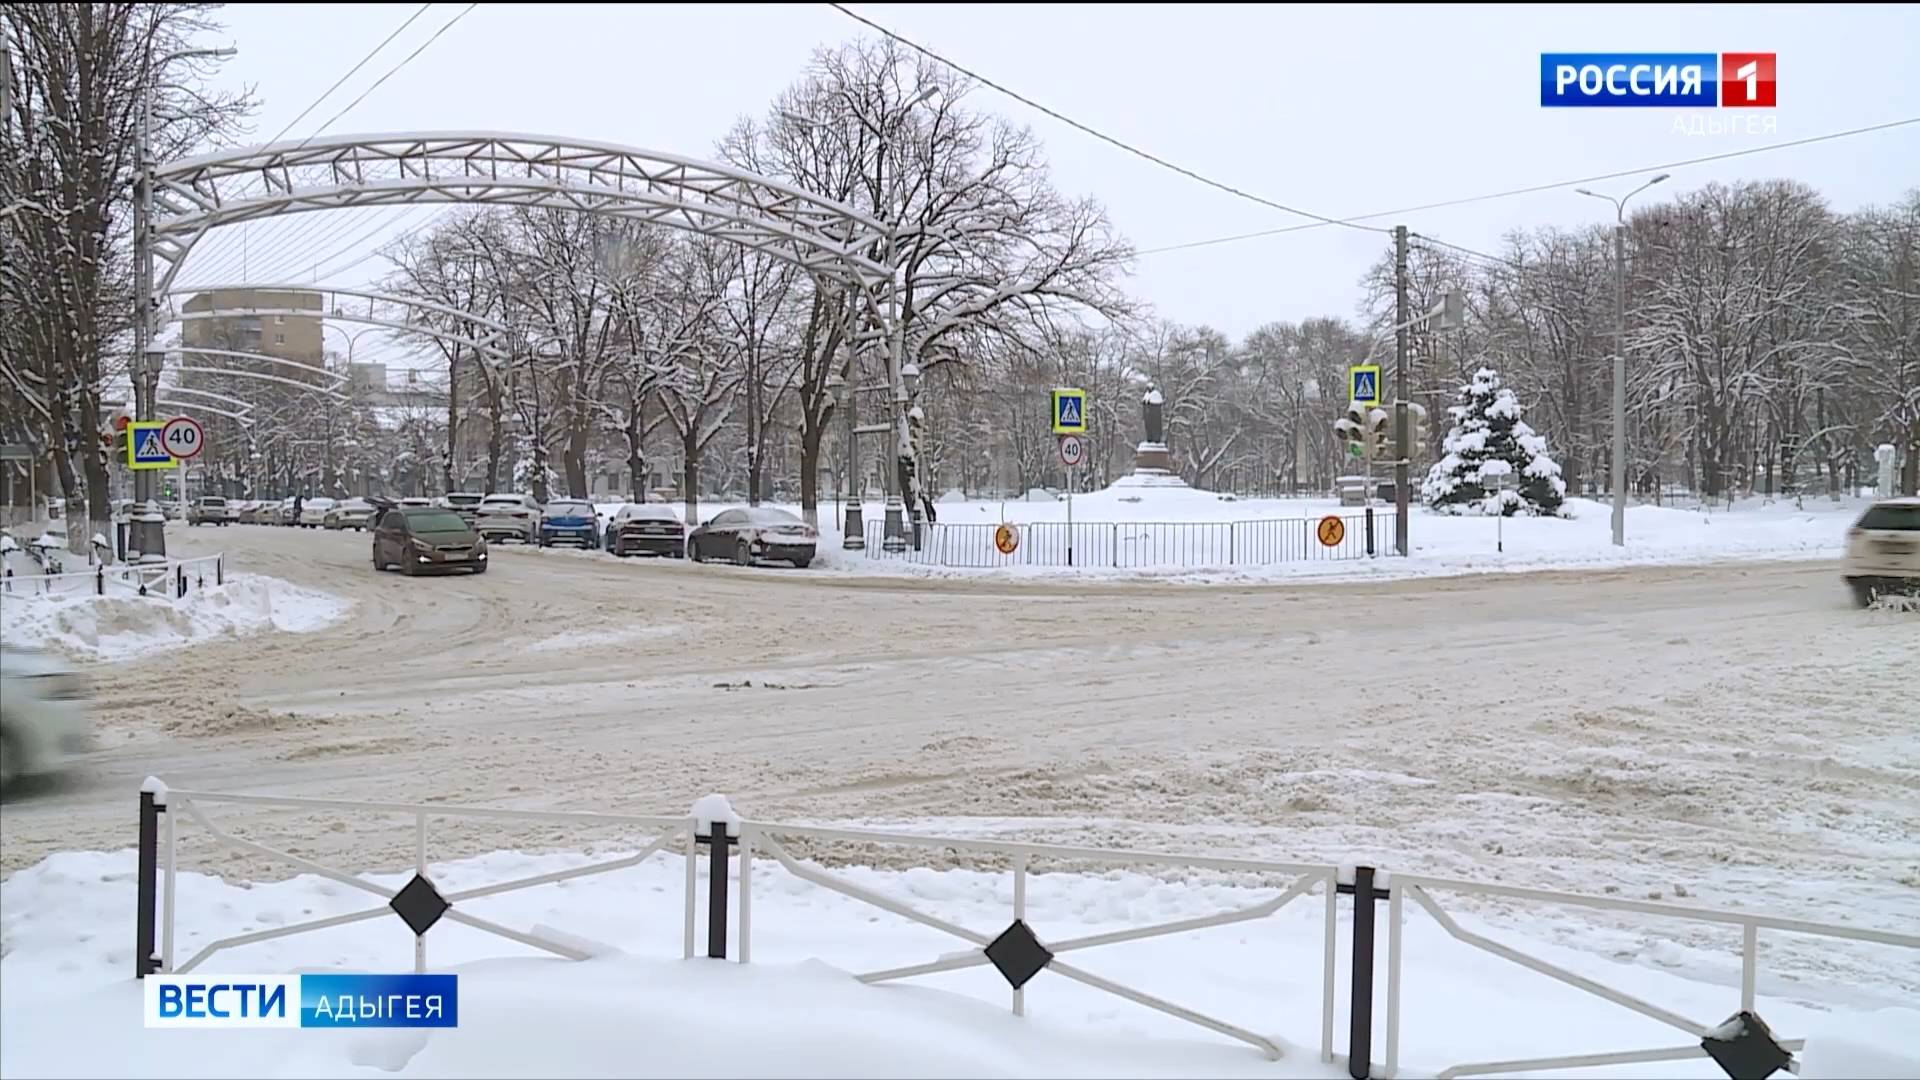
[1132,385,1174,474]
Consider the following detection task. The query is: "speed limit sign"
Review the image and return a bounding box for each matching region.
[161,416,206,460]
[1058,434,1085,467]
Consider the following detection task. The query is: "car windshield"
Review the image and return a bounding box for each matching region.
[481,496,525,507]
[200,497,225,506]
[307,498,335,510]
[547,502,593,516]
[444,494,483,506]
[403,510,469,532]
[1858,504,1920,530]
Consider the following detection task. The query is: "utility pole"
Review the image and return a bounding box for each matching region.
[1578,175,1667,545]
[1611,221,1627,542]
[1393,225,1410,557]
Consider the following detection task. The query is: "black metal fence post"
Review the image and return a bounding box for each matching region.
[1364,508,1376,558]
[175,565,186,598]
[698,823,734,959]
[1347,866,1379,1079]
[135,790,164,978]
[216,554,224,586]
[96,566,104,595]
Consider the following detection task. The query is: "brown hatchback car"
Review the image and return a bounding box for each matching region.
[371,506,489,575]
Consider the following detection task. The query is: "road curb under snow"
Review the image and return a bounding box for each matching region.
[0,574,353,660]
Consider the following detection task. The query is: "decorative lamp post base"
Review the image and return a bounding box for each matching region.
[882,496,907,552]
[842,501,865,550]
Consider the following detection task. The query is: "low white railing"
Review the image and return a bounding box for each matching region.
[133,784,1920,1079]
[0,552,225,599]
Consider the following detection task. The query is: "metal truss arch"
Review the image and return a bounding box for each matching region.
[165,347,347,385]
[167,291,509,364]
[152,132,895,290]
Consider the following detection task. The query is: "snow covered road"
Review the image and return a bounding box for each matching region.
[3,523,1914,993]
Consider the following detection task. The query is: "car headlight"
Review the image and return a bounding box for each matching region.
[411,537,433,551]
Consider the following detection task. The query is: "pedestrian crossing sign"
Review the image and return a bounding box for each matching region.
[1349,364,1381,407]
[1051,387,1087,434]
[126,421,176,470]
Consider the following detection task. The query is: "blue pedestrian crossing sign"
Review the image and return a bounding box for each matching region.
[1050,387,1087,434]
[1349,364,1382,407]
[126,421,176,470]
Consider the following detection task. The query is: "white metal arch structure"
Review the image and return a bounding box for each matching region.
[157,398,253,426]
[156,385,257,413]
[169,365,348,403]
[164,283,513,363]
[165,348,347,385]
[149,132,895,296]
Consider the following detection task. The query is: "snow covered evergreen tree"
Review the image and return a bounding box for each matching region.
[1422,367,1567,516]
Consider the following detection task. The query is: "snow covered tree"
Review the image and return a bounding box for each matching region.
[1422,367,1567,516]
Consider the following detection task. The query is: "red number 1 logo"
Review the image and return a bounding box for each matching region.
[1721,53,1775,107]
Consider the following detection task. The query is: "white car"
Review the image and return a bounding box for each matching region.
[0,646,92,792]
[297,497,336,529]
[473,493,541,543]
[324,498,376,531]
[1844,497,1920,607]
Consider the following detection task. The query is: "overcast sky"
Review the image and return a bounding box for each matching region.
[182,2,1920,354]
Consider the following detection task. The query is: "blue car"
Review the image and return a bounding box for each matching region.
[538,499,600,549]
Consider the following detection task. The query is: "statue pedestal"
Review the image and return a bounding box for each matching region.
[1133,441,1173,473]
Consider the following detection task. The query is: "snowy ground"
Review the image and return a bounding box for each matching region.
[0,573,351,661]
[2,516,1913,1077]
[3,845,1915,1078]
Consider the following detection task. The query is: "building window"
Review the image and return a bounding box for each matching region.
[275,314,285,324]
[275,333,286,345]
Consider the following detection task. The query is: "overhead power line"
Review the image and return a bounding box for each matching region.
[824,2,1385,235]
[259,4,433,151]
[1134,115,1920,257]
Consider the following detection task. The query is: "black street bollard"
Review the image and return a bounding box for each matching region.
[96,566,105,595]
[1346,866,1379,1079]
[216,554,224,586]
[697,824,735,960]
[135,789,165,978]
[1364,508,1376,558]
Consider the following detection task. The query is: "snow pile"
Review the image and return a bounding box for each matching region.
[2,846,1912,1078]
[0,575,351,660]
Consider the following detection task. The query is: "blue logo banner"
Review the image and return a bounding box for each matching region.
[1541,53,1718,107]
[299,973,458,1028]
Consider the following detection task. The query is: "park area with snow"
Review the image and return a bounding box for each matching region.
[593,485,1873,583]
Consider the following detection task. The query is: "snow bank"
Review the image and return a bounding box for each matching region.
[3,847,1911,1078]
[0,575,352,660]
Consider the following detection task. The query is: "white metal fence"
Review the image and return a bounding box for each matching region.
[135,784,1920,1079]
[0,553,224,600]
[865,509,1400,569]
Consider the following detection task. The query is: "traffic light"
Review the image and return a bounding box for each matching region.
[1336,402,1394,460]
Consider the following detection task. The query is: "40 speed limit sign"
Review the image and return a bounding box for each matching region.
[161,416,207,459]
[1057,434,1086,467]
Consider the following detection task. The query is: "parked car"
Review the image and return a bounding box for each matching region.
[0,646,92,793]
[538,499,600,549]
[1843,497,1920,607]
[606,503,687,558]
[185,495,233,526]
[324,498,376,531]
[296,497,336,529]
[474,493,541,544]
[371,506,488,576]
[438,492,486,524]
[688,507,817,568]
[273,497,299,525]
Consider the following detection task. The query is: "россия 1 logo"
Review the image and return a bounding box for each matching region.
[1540,53,1774,107]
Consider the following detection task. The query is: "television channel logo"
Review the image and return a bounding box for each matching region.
[145,974,458,1029]
[1540,53,1774,107]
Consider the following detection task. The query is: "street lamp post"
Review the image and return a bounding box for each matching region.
[827,371,863,549]
[1577,173,1668,547]
[128,44,236,564]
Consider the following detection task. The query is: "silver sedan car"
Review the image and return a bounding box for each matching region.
[1,647,92,792]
